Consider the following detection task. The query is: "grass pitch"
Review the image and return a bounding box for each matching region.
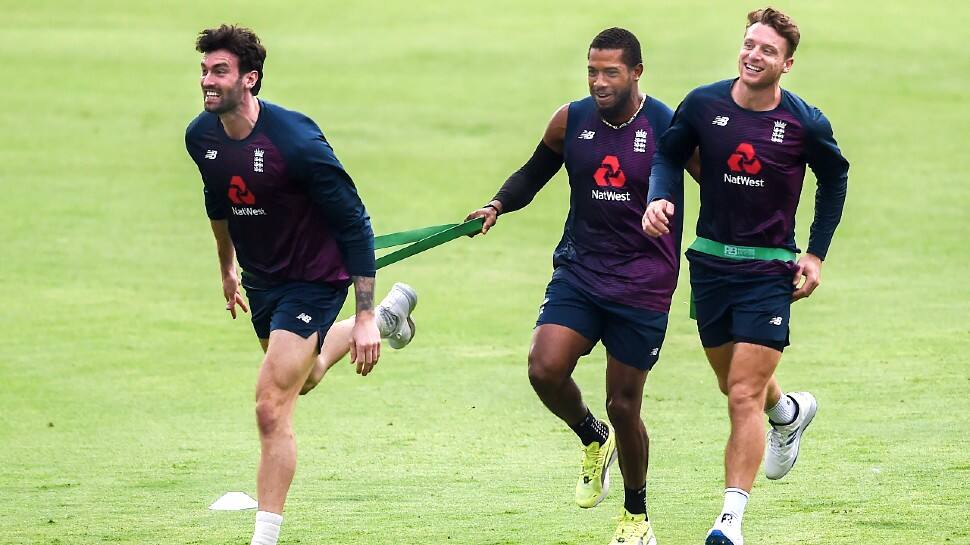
[2,1,968,544]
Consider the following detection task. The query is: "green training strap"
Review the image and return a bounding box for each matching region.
[374,218,484,270]
[688,236,797,262]
[686,237,796,320]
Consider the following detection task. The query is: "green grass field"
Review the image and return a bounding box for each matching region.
[2,1,968,543]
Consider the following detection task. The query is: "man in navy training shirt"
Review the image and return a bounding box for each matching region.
[467,28,698,545]
[185,25,417,545]
[643,8,849,545]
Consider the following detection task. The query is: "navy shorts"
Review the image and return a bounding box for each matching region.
[535,276,669,370]
[242,278,347,352]
[689,262,793,352]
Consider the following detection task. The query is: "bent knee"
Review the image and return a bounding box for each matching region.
[727,384,764,412]
[527,352,570,390]
[606,393,641,425]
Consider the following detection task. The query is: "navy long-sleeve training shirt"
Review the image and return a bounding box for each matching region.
[185,100,375,286]
[648,79,849,275]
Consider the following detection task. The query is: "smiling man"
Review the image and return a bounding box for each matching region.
[642,8,849,545]
[466,28,697,545]
[184,25,418,545]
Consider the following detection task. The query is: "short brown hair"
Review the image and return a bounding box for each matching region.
[746,7,800,56]
[196,25,267,95]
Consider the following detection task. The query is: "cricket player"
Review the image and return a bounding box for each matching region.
[643,8,849,545]
[185,25,416,545]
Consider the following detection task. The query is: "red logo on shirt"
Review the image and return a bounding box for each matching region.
[727,143,762,175]
[593,155,627,188]
[228,175,256,205]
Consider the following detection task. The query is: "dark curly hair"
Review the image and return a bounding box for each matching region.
[589,28,642,68]
[196,24,267,95]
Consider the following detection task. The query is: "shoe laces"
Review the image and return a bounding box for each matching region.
[768,426,795,449]
[377,306,400,337]
[581,442,604,480]
[612,512,646,541]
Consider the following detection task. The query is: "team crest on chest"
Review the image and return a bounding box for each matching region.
[253,148,265,172]
[634,129,647,153]
[771,120,787,144]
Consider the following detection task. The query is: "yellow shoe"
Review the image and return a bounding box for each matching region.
[609,509,656,545]
[574,423,617,508]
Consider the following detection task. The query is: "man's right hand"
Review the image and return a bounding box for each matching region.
[222,270,249,319]
[642,199,675,237]
[464,201,502,236]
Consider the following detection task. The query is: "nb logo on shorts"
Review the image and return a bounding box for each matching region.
[649,347,659,356]
[296,313,312,324]
[769,316,783,326]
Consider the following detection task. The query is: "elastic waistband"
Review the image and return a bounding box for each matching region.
[687,237,796,262]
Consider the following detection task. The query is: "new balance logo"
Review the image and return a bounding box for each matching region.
[712,116,730,126]
[720,513,736,524]
[204,149,218,160]
[769,316,783,326]
[771,120,787,143]
[633,129,647,153]
[297,313,312,324]
[649,347,659,356]
[578,130,596,140]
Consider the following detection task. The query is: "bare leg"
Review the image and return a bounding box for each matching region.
[300,318,355,394]
[254,329,318,514]
[724,342,782,491]
[705,342,783,410]
[527,324,596,426]
[604,353,649,489]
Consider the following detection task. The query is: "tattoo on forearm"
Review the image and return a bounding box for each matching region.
[352,276,375,313]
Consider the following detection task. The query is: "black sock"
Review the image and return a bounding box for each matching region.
[569,409,609,446]
[624,485,647,517]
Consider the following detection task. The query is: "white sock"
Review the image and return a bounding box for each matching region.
[766,393,797,426]
[720,487,749,525]
[250,510,283,545]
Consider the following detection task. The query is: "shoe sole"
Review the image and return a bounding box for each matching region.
[705,530,738,545]
[580,436,618,509]
[766,394,818,480]
[393,282,418,312]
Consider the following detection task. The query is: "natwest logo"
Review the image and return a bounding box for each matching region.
[593,155,626,188]
[727,143,762,175]
[228,175,256,205]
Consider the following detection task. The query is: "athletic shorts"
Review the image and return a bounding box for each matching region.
[535,275,669,370]
[689,261,793,351]
[242,278,347,352]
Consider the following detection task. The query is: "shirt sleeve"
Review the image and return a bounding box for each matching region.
[202,184,228,220]
[647,92,699,203]
[804,109,849,259]
[295,135,376,277]
[185,127,228,220]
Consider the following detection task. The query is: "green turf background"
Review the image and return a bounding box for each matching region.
[2,1,968,543]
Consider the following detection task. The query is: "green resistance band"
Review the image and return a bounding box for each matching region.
[374,217,484,270]
[687,237,797,320]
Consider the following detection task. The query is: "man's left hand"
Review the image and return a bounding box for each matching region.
[349,311,381,376]
[792,253,822,301]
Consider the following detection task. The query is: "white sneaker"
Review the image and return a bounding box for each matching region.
[705,513,743,545]
[764,391,818,480]
[377,283,417,349]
